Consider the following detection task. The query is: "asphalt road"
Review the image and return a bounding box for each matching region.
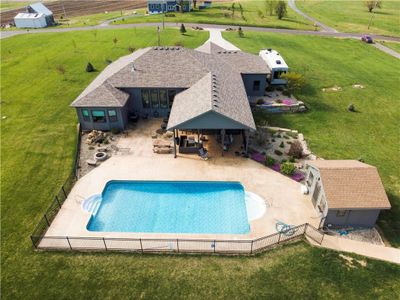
[1,21,400,42]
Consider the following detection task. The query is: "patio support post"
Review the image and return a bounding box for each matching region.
[245,130,250,154]
[173,129,177,158]
[221,129,225,156]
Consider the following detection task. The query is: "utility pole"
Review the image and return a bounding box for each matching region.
[157,26,161,46]
[162,0,166,29]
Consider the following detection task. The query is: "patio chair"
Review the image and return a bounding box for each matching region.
[199,147,209,161]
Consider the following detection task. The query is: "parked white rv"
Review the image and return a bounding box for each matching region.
[259,49,289,85]
[14,13,47,28]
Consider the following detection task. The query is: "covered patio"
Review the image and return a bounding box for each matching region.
[166,72,256,159]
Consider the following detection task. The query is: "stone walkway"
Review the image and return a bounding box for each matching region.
[204,28,241,51]
[308,235,400,264]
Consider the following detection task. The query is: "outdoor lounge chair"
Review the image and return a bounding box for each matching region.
[199,147,209,160]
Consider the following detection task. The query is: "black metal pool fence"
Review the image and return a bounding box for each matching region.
[32,222,324,254]
[30,125,325,254]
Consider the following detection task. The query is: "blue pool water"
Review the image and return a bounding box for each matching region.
[87,181,250,234]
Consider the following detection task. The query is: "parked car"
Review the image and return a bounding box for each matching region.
[361,35,374,44]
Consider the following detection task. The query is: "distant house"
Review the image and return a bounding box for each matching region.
[305,160,391,228]
[147,0,193,14]
[199,1,212,9]
[259,49,288,85]
[14,13,47,28]
[71,43,271,156]
[27,2,55,26]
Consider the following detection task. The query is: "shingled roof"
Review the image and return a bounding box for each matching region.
[71,43,267,130]
[71,82,129,107]
[307,160,391,210]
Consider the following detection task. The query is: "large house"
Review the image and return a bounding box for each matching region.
[71,42,271,152]
[305,160,391,228]
[147,0,193,13]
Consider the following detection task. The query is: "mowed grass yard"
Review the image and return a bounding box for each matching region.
[1,28,399,299]
[297,0,400,37]
[224,31,400,246]
[114,0,314,30]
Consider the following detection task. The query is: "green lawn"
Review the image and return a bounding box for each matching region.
[296,0,400,37]
[57,10,142,28]
[2,28,400,299]
[113,1,315,30]
[224,31,400,246]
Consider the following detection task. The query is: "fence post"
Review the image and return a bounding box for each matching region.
[213,240,216,253]
[30,236,37,249]
[250,240,253,254]
[66,237,72,250]
[176,239,179,253]
[304,223,309,238]
[139,238,143,253]
[277,232,281,244]
[62,186,67,198]
[55,196,61,208]
[103,238,107,251]
[44,214,50,226]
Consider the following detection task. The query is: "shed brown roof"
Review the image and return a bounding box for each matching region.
[307,160,391,210]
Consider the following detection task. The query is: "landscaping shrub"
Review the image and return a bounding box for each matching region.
[265,156,276,166]
[275,99,283,104]
[279,141,284,148]
[281,162,296,175]
[111,128,121,135]
[282,89,291,96]
[265,85,274,92]
[85,62,95,72]
[180,24,187,34]
[128,46,136,53]
[289,156,296,163]
[256,99,264,105]
[283,135,289,139]
[288,140,303,159]
[274,149,283,156]
[348,103,356,112]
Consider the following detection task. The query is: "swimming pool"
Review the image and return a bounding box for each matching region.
[86,181,252,234]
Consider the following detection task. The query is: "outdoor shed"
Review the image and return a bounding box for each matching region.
[305,160,391,228]
[27,2,55,26]
[14,12,47,28]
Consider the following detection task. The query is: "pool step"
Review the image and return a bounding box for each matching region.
[82,194,102,215]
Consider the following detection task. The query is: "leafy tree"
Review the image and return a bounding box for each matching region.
[265,0,276,16]
[112,37,118,47]
[238,2,245,21]
[56,65,66,80]
[71,39,77,51]
[238,26,244,38]
[257,9,264,19]
[231,3,236,18]
[180,23,186,34]
[275,0,287,20]
[86,62,95,72]
[281,72,305,95]
[365,0,382,12]
[193,0,197,9]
